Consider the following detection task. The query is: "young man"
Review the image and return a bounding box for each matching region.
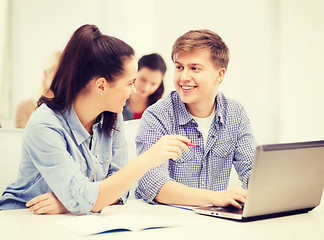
[135,29,256,209]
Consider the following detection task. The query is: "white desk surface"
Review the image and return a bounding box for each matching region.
[1,196,323,240]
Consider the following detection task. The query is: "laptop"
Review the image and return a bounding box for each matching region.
[194,140,324,221]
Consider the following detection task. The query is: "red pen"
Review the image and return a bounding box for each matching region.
[184,142,201,147]
[157,138,201,148]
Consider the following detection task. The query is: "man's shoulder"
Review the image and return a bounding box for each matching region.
[217,92,244,112]
[146,91,179,115]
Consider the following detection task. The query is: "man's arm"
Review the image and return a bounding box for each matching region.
[155,180,247,209]
[232,105,257,188]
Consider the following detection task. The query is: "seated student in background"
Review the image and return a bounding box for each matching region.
[15,51,62,128]
[122,53,166,120]
[135,29,257,209]
[0,24,190,215]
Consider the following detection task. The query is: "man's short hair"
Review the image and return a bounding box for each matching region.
[171,29,229,70]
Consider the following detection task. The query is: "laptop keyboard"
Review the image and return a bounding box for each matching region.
[212,203,244,214]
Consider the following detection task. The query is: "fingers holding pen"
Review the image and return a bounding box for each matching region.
[157,135,191,154]
[142,135,192,168]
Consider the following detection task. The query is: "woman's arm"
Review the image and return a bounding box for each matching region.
[91,135,190,212]
[26,192,69,214]
[26,134,190,214]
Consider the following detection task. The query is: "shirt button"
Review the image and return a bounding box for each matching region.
[106,158,109,163]
[201,181,205,186]
[211,135,215,138]
[72,190,77,196]
[223,152,227,157]
[201,157,205,161]
[198,135,202,138]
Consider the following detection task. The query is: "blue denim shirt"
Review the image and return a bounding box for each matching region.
[0,104,128,214]
[135,91,256,203]
[122,99,133,121]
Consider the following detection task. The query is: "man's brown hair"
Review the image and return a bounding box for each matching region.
[171,29,229,70]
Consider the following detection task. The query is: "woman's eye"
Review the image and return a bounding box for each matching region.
[129,79,136,86]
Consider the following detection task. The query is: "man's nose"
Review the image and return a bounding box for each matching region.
[180,69,192,81]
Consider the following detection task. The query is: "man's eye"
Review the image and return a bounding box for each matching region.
[176,66,183,70]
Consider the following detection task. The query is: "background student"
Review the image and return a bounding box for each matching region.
[135,29,257,209]
[123,53,166,120]
[15,51,62,128]
[0,24,190,215]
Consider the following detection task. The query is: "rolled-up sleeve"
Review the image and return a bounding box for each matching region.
[25,125,100,214]
[109,114,129,203]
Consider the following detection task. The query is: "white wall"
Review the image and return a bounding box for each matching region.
[10,0,107,118]
[2,0,324,144]
[279,0,324,142]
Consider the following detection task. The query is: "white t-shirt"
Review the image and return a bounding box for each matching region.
[190,108,216,147]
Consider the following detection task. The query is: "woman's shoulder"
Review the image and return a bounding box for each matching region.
[25,104,66,132]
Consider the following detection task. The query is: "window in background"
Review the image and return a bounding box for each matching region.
[0,0,12,125]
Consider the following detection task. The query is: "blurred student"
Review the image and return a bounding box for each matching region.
[0,24,190,215]
[15,51,62,128]
[123,53,166,120]
[135,29,257,209]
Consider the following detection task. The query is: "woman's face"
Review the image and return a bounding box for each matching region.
[134,67,163,98]
[104,57,138,113]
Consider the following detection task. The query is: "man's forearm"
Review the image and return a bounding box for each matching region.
[154,180,213,206]
[155,180,247,209]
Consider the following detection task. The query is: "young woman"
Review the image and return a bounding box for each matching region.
[0,24,190,215]
[122,53,166,120]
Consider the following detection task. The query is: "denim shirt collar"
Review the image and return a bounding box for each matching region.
[63,106,103,146]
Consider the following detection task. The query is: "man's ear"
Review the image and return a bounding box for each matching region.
[216,68,226,84]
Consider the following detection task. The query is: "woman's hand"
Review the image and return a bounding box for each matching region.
[140,135,190,169]
[26,192,69,215]
[209,188,247,209]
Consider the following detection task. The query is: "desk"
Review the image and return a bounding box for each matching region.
[1,196,323,240]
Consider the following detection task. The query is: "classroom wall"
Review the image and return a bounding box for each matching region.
[3,0,324,144]
[278,0,324,142]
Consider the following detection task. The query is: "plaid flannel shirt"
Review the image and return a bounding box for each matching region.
[135,91,256,203]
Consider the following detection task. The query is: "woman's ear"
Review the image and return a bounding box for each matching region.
[95,77,106,95]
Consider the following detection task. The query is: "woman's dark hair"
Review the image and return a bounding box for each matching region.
[138,53,166,106]
[38,24,134,136]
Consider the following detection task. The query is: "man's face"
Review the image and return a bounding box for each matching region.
[173,49,224,115]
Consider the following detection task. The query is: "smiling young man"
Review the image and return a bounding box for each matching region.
[135,30,256,208]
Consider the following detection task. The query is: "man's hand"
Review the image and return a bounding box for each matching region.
[209,188,247,209]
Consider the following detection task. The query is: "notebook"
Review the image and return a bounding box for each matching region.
[194,140,324,221]
[58,213,179,236]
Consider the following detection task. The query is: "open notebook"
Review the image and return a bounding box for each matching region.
[57,213,179,236]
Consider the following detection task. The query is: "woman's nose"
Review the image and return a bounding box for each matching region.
[131,82,136,94]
